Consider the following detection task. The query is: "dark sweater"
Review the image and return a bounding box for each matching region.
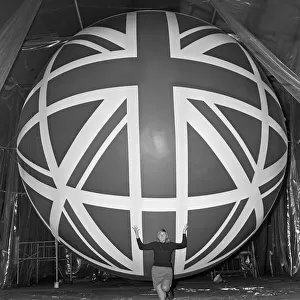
[136,234,187,267]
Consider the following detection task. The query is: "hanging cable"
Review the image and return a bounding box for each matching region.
[74,0,83,30]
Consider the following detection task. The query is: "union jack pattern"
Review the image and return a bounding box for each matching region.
[17,11,287,279]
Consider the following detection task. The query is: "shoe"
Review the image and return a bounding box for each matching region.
[166,290,174,299]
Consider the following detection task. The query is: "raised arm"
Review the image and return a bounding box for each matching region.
[132,225,155,250]
[174,224,188,249]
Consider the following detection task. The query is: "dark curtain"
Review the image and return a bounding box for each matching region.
[0,84,24,287]
[0,0,43,288]
[0,83,54,288]
[209,0,300,276]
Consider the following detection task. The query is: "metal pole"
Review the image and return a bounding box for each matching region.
[211,8,217,25]
[69,251,73,284]
[251,241,259,278]
[16,237,19,286]
[54,239,59,288]
[36,243,39,284]
[74,0,83,30]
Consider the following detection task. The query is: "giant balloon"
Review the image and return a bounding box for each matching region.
[17,11,287,279]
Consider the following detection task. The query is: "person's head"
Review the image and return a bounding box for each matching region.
[157,229,170,243]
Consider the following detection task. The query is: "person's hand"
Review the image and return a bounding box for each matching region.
[132,225,140,238]
[183,224,189,234]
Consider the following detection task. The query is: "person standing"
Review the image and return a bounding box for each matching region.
[132,224,188,300]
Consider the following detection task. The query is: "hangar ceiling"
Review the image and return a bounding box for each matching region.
[1,0,229,91]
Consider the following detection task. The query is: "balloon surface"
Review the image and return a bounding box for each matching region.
[17,10,287,279]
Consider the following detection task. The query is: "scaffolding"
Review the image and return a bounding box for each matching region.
[16,238,73,287]
[211,241,259,280]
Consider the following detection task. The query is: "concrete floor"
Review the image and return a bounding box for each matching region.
[1,275,300,300]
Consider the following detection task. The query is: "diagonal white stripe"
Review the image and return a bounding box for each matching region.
[74,27,127,48]
[186,99,251,189]
[179,25,219,39]
[206,102,257,169]
[67,40,109,53]
[17,149,51,177]
[18,164,56,201]
[60,237,138,275]
[182,33,235,55]
[58,95,127,184]
[76,116,127,189]
[62,202,134,268]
